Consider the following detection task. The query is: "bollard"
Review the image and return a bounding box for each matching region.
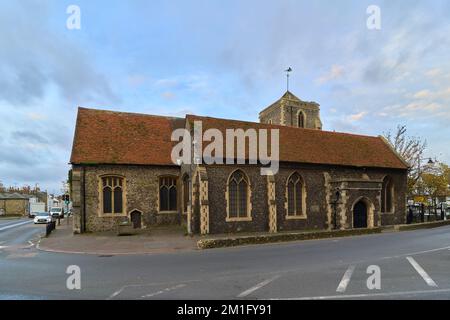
[407,208,413,224]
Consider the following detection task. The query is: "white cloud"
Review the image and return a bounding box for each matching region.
[413,90,432,99]
[348,111,368,122]
[425,68,442,79]
[384,102,444,119]
[26,112,47,121]
[411,88,450,100]
[0,2,117,106]
[316,65,345,85]
[161,92,176,100]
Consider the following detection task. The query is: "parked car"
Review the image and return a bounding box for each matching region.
[34,212,52,224]
[50,207,64,219]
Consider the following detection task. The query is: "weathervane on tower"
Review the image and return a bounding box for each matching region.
[285,67,292,91]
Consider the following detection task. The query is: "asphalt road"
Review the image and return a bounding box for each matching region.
[1,217,450,300]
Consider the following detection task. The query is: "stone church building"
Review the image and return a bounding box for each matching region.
[70,91,408,235]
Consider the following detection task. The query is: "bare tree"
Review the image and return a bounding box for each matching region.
[384,125,428,193]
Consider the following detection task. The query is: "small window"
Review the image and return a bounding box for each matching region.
[159,177,177,212]
[101,177,124,214]
[287,173,305,217]
[298,112,305,128]
[228,170,250,219]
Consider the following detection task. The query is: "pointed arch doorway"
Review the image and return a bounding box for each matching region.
[130,210,142,229]
[353,201,368,229]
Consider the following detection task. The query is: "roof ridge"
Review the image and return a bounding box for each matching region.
[78,107,184,120]
[283,90,301,100]
[187,114,381,140]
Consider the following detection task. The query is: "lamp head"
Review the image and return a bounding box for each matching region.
[335,188,341,201]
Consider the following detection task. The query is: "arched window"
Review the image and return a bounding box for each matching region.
[228,170,250,219]
[159,177,177,212]
[287,173,305,217]
[101,176,124,214]
[298,112,305,128]
[182,175,190,214]
[381,176,394,213]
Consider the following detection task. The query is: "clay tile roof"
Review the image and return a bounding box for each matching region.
[186,115,408,170]
[70,108,185,166]
[70,108,408,170]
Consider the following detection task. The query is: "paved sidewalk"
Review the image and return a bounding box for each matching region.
[37,217,199,255]
[38,217,450,254]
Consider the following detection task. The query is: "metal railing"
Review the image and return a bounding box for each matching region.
[407,204,449,224]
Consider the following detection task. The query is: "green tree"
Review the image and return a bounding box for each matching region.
[420,163,450,204]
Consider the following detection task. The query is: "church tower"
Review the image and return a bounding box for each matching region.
[259,91,322,130]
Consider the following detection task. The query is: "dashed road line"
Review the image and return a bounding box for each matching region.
[107,279,198,300]
[237,275,280,298]
[336,265,355,293]
[406,256,438,287]
[141,284,186,299]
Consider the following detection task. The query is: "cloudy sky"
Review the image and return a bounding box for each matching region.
[0,0,449,193]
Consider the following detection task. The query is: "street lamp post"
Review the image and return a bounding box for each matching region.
[416,157,435,219]
[417,157,434,182]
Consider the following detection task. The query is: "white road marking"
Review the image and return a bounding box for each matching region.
[336,265,355,293]
[406,256,438,287]
[108,289,124,300]
[381,246,450,260]
[237,275,280,298]
[0,220,32,232]
[0,246,8,250]
[107,279,198,300]
[141,284,186,298]
[269,288,450,300]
